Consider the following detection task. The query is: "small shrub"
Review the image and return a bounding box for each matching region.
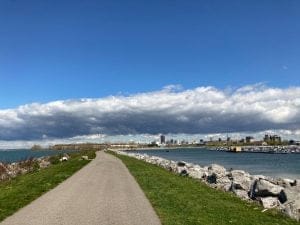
[49,155,60,165]
[0,163,7,179]
[19,157,36,172]
[32,161,40,172]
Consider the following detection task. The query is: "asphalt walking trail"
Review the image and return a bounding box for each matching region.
[0,151,161,225]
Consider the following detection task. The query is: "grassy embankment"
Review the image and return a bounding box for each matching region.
[0,150,96,222]
[110,151,299,225]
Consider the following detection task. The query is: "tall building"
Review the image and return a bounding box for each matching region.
[160,135,166,144]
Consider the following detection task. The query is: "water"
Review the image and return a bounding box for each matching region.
[134,148,300,180]
[0,149,77,163]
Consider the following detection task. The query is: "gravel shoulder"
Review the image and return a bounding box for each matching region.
[0,151,161,225]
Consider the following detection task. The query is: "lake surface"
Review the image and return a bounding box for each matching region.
[0,149,77,163]
[134,148,300,180]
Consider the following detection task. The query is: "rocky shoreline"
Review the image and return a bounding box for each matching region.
[116,150,300,221]
[0,153,72,182]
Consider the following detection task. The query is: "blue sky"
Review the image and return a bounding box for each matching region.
[0,0,299,108]
[1,0,300,145]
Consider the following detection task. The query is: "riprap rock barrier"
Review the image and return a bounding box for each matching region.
[116,150,300,221]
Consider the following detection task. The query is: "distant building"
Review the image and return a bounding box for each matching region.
[245,136,254,144]
[289,140,296,145]
[264,134,281,144]
[199,139,205,145]
[160,135,166,144]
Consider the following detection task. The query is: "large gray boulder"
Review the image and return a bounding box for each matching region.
[176,166,188,176]
[279,186,300,220]
[207,164,227,184]
[208,164,227,178]
[177,161,186,167]
[188,167,208,180]
[176,161,188,176]
[233,189,250,200]
[168,161,178,172]
[276,178,297,188]
[260,197,280,209]
[279,186,300,203]
[158,160,172,170]
[281,198,300,221]
[216,176,232,191]
[252,179,284,198]
[39,159,50,168]
[230,170,252,191]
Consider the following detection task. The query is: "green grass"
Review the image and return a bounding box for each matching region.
[110,151,299,225]
[0,150,96,222]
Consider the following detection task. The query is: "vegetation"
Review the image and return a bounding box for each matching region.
[0,150,96,222]
[110,151,299,225]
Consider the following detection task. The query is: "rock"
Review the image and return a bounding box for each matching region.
[60,156,68,162]
[6,163,19,178]
[253,179,284,197]
[279,186,300,203]
[281,196,300,221]
[177,161,186,167]
[233,189,250,200]
[39,160,50,168]
[230,170,252,191]
[252,174,267,180]
[167,162,176,172]
[284,179,297,187]
[160,159,172,168]
[176,166,188,176]
[279,186,300,220]
[188,167,208,180]
[275,178,297,188]
[295,180,300,187]
[216,176,232,191]
[208,164,227,178]
[175,161,188,175]
[0,163,9,181]
[185,163,195,169]
[260,197,280,209]
[81,155,89,160]
[207,164,227,184]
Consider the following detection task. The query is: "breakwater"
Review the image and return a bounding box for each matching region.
[214,145,300,154]
[116,150,300,221]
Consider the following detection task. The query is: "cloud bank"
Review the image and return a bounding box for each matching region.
[0,84,300,141]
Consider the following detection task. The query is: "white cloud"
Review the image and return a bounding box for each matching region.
[0,84,300,143]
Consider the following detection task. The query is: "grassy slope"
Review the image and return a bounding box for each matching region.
[111,152,299,225]
[0,150,96,222]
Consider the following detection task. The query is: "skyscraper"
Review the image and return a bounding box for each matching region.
[160,135,166,144]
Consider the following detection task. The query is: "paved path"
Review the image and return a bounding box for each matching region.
[1,152,161,225]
